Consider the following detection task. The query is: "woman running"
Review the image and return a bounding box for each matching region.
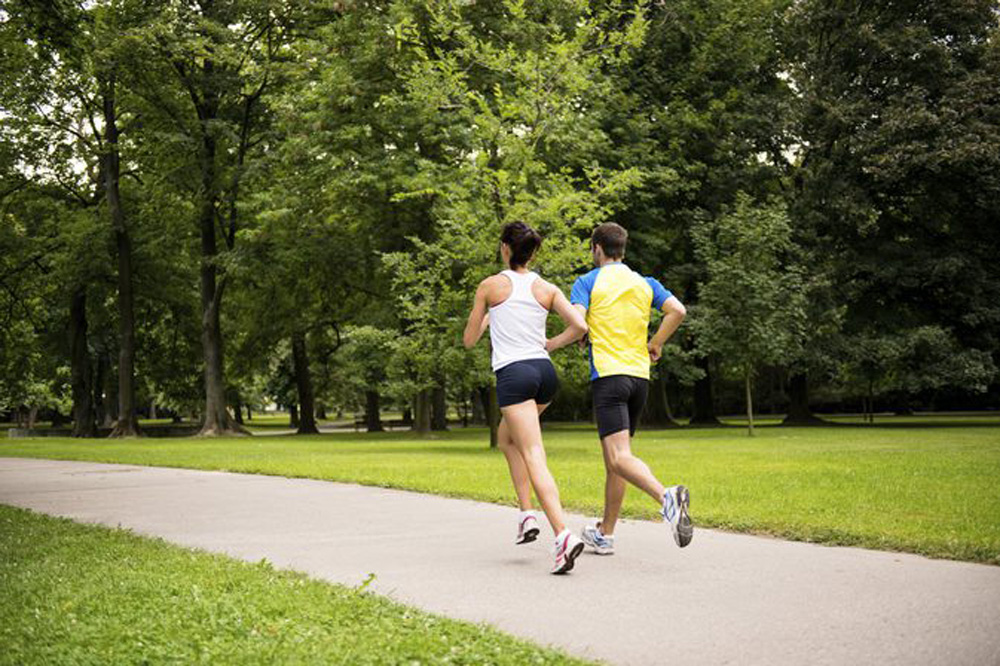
[463,222,588,574]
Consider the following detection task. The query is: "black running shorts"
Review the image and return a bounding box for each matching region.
[592,375,649,439]
[495,359,560,408]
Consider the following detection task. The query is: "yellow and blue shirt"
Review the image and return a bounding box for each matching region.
[570,263,672,381]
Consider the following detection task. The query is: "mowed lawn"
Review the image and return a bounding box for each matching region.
[0,505,588,666]
[2,419,999,564]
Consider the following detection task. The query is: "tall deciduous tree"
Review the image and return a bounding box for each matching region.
[691,193,808,435]
[788,0,1000,409]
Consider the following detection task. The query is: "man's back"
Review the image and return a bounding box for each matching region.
[571,263,671,381]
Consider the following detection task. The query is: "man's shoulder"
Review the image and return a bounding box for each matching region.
[574,267,601,284]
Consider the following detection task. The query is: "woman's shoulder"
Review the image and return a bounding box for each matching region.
[478,272,510,296]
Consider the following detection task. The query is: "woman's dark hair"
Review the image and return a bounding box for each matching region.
[500,222,543,269]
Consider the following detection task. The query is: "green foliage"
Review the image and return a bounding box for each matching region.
[380,1,649,397]
[0,504,590,665]
[691,194,808,376]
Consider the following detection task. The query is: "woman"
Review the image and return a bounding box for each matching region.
[463,222,588,574]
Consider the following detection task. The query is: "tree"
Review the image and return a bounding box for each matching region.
[381,0,648,444]
[691,193,808,435]
[123,0,298,435]
[788,0,1000,412]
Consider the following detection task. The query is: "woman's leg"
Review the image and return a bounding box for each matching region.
[501,400,566,535]
[497,416,533,511]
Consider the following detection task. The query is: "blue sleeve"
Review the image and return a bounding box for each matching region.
[571,270,598,310]
[646,277,672,311]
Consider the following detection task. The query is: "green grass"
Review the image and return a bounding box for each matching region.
[0,504,589,666]
[2,419,1000,564]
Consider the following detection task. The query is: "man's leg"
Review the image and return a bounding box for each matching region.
[600,442,627,536]
[598,429,666,535]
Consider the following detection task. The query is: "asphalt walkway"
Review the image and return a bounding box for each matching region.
[1,457,998,665]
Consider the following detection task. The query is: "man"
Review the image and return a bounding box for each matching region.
[569,222,692,554]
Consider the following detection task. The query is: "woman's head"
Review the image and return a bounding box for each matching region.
[499,222,542,269]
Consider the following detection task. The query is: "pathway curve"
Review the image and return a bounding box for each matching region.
[1,457,998,665]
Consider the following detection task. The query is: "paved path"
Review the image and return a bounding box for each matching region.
[2,457,998,665]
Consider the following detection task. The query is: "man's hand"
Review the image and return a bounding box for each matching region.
[647,340,663,362]
[545,338,556,353]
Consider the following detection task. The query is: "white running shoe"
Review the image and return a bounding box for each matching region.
[515,513,540,545]
[581,523,615,555]
[552,530,584,574]
[662,485,693,548]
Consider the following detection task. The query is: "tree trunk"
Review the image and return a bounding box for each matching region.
[104,357,118,426]
[69,287,97,437]
[149,401,158,420]
[867,380,875,424]
[690,356,721,426]
[289,404,299,428]
[487,384,500,448]
[193,60,240,436]
[471,389,485,424]
[101,82,140,438]
[365,390,383,432]
[782,372,823,425]
[745,369,755,437]
[291,332,319,434]
[431,383,448,431]
[93,353,107,427]
[642,373,680,428]
[233,397,244,425]
[414,389,431,435]
[316,404,327,421]
[402,408,412,426]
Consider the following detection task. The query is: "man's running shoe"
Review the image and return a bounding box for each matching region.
[662,485,693,548]
[552,530,584,574]
[581,523,615,555]
[516,513,540,545]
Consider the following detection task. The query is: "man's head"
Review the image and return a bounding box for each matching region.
[591,222,627,266]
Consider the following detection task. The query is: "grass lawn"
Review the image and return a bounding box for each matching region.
[0,504,588,666]
[2,418,999,564]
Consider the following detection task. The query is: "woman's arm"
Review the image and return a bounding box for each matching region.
[463,281,491,349]
[545,288,588,353]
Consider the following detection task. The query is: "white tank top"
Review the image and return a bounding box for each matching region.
[489,270,551,371]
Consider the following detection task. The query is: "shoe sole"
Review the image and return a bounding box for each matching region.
[674,485,693,548]
[516,527,540,545]
[552,542,585,575]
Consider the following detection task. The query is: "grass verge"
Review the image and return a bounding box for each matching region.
[2,420,999,564]
[0,504,589,665]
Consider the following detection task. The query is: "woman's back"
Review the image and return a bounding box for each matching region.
[489,270,550,371]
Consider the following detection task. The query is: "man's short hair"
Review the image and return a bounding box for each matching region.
[591,222,627,259]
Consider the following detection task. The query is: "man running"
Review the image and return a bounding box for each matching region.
[569,222,692,554]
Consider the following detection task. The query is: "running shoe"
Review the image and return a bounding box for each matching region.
[516,513,540,545]
[552,531,584,574]
[662,485,693,548]
[581,523,615,555]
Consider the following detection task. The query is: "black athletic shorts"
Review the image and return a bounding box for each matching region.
[592,375,649,439]
[495,359,560,408]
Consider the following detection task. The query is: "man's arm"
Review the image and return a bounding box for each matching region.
[648,296,686,361]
